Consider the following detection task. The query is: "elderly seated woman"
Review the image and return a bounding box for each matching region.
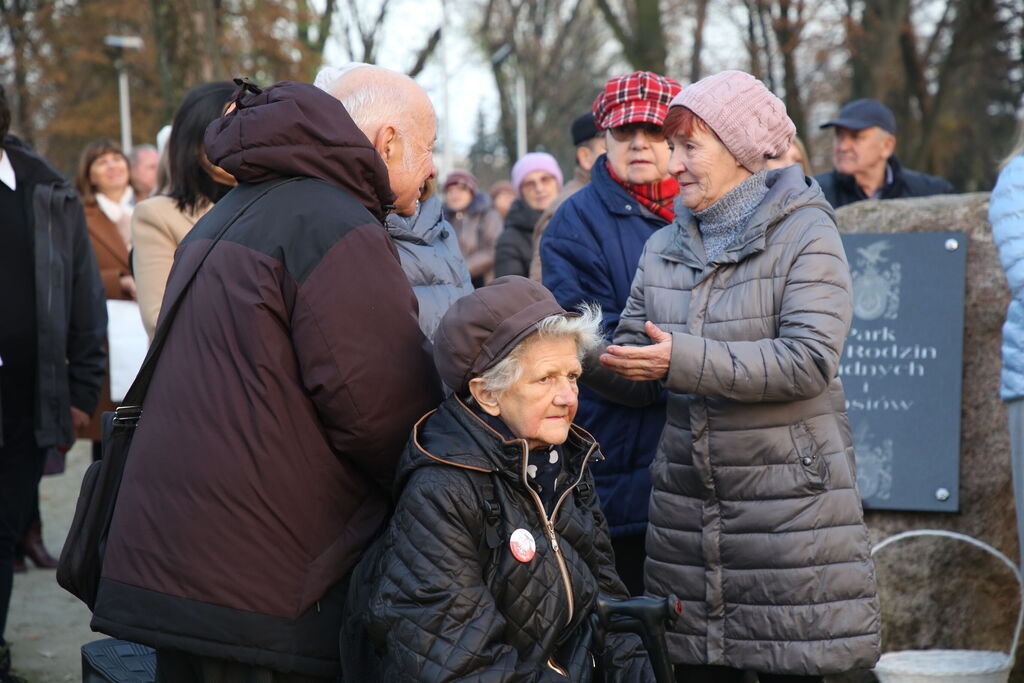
[340,276,650,681]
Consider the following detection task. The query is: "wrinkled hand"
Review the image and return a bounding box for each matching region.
[71,406,91,434]
[599,322,673,381]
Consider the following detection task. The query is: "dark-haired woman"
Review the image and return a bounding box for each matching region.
[133,81,236,339]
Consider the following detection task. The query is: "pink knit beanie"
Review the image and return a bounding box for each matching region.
[510,152,564,197]
[669,70,795,172]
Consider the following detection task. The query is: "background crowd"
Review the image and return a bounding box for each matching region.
[1,2,1024,683]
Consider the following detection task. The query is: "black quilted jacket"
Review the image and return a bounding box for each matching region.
[341,395,652,681]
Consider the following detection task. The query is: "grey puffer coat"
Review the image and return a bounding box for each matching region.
[386,194,473,340]
[603,165,880,674]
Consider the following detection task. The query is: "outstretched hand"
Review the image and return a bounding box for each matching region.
[599,322,672,381]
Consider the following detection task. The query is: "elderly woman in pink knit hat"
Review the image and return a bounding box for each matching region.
[587,70,881,681]
[494,152,563,278]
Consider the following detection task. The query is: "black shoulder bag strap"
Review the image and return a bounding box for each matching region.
[114,177,298,423]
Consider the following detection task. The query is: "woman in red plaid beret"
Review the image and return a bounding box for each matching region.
[540,70,682,600]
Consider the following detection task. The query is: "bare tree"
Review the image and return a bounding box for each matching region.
[690,0,710,82]
[593,0,668,73]
[474,0,612,170]
[337,0,391,64]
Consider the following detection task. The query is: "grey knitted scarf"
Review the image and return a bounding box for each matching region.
[694,170,769,263]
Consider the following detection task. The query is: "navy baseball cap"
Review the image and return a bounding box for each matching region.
[820,98,896,136]
[570,113,600,146]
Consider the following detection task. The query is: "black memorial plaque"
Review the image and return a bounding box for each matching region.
[838,232,966,512]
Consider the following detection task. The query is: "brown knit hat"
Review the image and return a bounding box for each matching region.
[433,276,573,395]
[669,70,795,172]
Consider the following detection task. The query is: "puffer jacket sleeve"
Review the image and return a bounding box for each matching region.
[991,154,1024,399]
[665,216,852,402]
[581,249,662,408]
[541,201,622,332]
[992,156,1024,296]
[368,468,565,682]
[65,191,108,417]
[290,224,442,489]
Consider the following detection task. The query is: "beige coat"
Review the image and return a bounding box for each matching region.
[595,166,880,674]
[132,195,210,339]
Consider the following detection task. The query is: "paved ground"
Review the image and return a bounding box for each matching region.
[8,440,97,682]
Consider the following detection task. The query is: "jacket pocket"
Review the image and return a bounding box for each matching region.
[790,421,829,491]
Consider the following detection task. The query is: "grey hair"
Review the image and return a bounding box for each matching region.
[315,64,419,139]
[129,144,157,162]
[477,303,604,396]
[314,63,428,169]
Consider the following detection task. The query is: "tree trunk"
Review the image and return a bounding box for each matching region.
[594,0,667,73]
[690,0,709,83]
[149,0,176,122]
[6,2,33,144]
[848,0,911,100]
[771,0,807,141]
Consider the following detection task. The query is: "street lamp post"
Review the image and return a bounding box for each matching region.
[439,0,453,178]
[490,43,527,161]
[104,35,144,153]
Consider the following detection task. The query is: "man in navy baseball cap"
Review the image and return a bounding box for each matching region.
[814,97,953,208]
[822,98,898,136]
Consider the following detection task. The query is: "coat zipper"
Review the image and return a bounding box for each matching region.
[519,438,599,631]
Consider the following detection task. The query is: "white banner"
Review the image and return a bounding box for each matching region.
[107,300,148,402]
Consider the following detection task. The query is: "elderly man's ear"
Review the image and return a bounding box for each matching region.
[468,378,501,417]
[373,125,401,165]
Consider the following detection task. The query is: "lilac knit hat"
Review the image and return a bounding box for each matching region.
[510,152,564,197]
[669,70,796,172]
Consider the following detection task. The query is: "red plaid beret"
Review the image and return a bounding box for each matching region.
[592,71,683,131]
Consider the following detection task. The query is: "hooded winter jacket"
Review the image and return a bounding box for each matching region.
[340,395,651,682]
[589,166,880,674]
[991,153,1024,401]
[386,193,473,340]
[541,157,667,537]
[91,81,442,677]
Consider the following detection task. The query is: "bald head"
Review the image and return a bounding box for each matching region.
[325,66,433,137]
[317,64,437,216]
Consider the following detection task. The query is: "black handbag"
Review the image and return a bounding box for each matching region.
[57,178,297,609]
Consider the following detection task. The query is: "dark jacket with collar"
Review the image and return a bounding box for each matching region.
[340,395,651,682]
[0,135,106,448]
[539,156,667,537]
[814,155,954,209]
[495,198,542,278]
[91,82,442,677]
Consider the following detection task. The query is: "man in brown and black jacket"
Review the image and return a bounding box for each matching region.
[91,73,443,681]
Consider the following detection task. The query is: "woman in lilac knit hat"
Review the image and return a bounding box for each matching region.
[586,70,881,681]
[494,152,563,278]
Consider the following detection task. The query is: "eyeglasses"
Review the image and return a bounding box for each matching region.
[607,122,666,142]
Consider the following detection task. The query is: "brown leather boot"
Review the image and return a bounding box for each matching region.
[17,520,58,569]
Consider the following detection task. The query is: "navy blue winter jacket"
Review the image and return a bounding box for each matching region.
[540,156,667,537]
